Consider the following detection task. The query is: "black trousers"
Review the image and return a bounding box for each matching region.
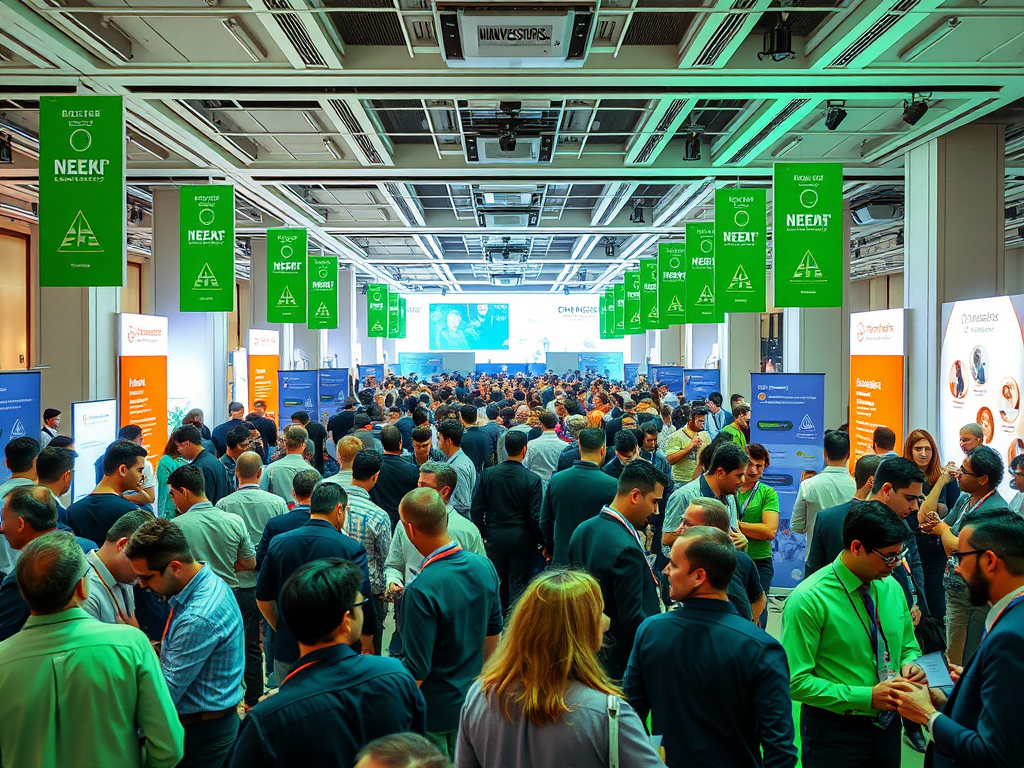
[753,557,774,630]
[232,586,262,707]
[485,528,537,615]
[180,714,239,768]
[800,705,902,768]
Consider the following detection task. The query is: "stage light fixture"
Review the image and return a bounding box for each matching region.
[629,202,645,225]
[759,14,795,62]
[902,96,929,126]
[605,238,616,258]
[0,133,12,164]
[824,102,847,131]
[896,229,904,246]
[683,134,701,161]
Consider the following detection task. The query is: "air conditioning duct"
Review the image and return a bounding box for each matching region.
[465,134,554,164]
[480,212,537,228]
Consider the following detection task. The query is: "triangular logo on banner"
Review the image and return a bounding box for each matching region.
[793,250,826,282]
[630,312,641,324]
[696,284,715,305]
[667,294,684,313]
[10,419,25,438]
[303,397,314,409]
[194,263,220,289]
[647,306,659,319]
[371,321,384,332]
[314,302,331,318]
[277,286,298,307]
[727,265,754,292]
[58,211,102,252]
[797,413,816,439]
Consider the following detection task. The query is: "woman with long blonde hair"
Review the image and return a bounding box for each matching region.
[455,570,662,768]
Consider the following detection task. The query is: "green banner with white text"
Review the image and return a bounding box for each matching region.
[599,292,609,339]
[773,163,843,307]
[180,186,235,312]
[658,243,686,325]
[387,292,400,338]
[640,258,667,330]
[624,269,642,335]
[39,95,125,287]
[715,188,766,314]
[685,221,720,324]
[307,254,338,330]
[613,282,625,336]
[267,228,307,323]
[367,284,388,337]
[398,297,407,338]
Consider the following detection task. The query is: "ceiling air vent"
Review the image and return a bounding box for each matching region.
[327,99,383,165]
[829,0,920,67]
[480,212,536,228]
[263,0,328,67]
[725,99,809,164]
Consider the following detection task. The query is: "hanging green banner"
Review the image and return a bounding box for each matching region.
[266,228,307,323]
[387,292,400,338]
[640,258,667,330]
[307,254,338,330]
[39,95,126,287]
[773,163,843,307]
[715,188,766,314]
[367,284,388,337]
[398,297,407,338]
[624,269,643,335]
[613,282,626,336]
[180,186,235,312]
[685,222,720,324]
[603,288,618,339]
[658,243,686,325]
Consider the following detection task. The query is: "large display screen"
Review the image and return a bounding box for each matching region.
[429,303,510,350]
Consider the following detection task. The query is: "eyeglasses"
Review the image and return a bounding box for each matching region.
[866,546,909,566]
[951,549,987,564]
[957,466,981,477]
[349,596,370,612]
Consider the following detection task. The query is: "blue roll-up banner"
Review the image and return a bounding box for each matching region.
[750,372,826,589]
[279,371,319,420]
[649,365,685,394]
[0,371,41,484]
[624,363,641,388]
[398,354,444,379]
[318,368,349,423]
[357,364,385,388]
[578,353,624,381]
[684,368,721,400]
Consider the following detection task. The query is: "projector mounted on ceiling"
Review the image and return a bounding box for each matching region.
[491,274,524,287]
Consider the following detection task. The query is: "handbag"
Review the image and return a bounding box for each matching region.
[607,695,620,768]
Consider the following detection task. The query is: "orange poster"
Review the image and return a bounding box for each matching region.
[849,309,905,469]
[118,314,169,471]
[248,329,280,422]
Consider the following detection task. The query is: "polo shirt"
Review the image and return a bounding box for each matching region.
[65,493,140,551]
[255,506,310,569]
[228,644,426,768]
[663,474,739,557]
[401,543,503,732]
[736,482,780,561]
[385,508,485,588]
[191,448,231,505]
[217,485,289,588]
[259,453,311,503]
[172,501,255,589]
[82,549,136,624]
[665,426,709,482]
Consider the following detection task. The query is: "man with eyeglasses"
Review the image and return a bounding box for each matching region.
[782,501,925,768]
[1007,453,1024,516]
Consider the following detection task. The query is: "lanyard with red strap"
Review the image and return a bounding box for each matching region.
[161,607,175,645]
[283,659,322,685]
[89,560,131,624]
[420,542,463,570]
[602,508,659,587]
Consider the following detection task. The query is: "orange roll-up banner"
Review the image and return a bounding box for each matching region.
[248,329,280,423]
[118,313,169,472]
[849,309,905,470]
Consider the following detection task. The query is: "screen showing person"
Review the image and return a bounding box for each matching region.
[429,303,509,350]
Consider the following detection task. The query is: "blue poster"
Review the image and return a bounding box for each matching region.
[318,368,349,423]
[389,364,402,377]
[279,370,319,419]
[684,368,721,400]
[624,363,641,388]
[650,365,685,395]
[399,354,445,379]
[527,363,548,377]
[358,364,385,389]
[0,371,41,484]
[578,353,624,381]
[750,372,825,589]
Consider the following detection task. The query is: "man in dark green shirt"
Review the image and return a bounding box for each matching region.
[782,501,925,768]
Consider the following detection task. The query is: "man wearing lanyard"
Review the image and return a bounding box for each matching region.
[893,512,1024,767]
[81,508,154,626]
[124,518,244,768]
[736,444,780,629]
[782,501,925,768]
[568,460,667,681]
[399,487,502,760]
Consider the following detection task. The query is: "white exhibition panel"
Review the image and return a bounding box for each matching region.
[70,399,118,503]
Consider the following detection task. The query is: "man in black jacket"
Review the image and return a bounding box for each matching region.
[291,411,328,476]
[470,430,544,612]
[459,405,493,474]
[568,460,666,680]
[327,398,358,444]
[368,425,419,530]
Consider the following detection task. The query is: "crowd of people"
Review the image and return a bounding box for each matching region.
[0,371,1020,768]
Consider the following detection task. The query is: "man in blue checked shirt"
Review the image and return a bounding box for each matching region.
[126,518,244,768]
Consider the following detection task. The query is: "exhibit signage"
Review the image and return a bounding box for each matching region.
[39,95,126,287]
[624,269,642,335]
[358,364,385,387]
[684,368,721,400]
[266,228,308,323]
[398,297,407,338]
[685,222,720,324]
[387,292,401,338]
[613,282,626,336]
[279,370,319,416]
[624,363,641,387]
[715,188,767,314]
[367,284,389,337]
[247,329,280,422]
[579,353,624,381]
[71,399,117,503]
[318,368,350,423]
[649,365,684,394]
[849,309,905,469]
[118,313,168,476]
[307,254,338,330]
[773,163,843,308]
[399,354,444,378]
[599,292,609,339]
[658,242,686,325]
[0,371,41,484]
[180,185,235,312]
[640,258,667,330]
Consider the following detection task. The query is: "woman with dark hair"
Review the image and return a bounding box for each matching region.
[156,434,187,519]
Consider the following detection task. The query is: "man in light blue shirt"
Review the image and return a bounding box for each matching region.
[437,420,476,519]
[791,430,857,550]
[704,393,728,440]
[260,425,313,502]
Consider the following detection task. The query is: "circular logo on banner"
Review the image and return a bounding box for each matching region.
[199,208,215,226]
[318,268,329,279]
[281,245,294,258]
[857,322,865,342]
[800,188,819,209]
[700,238,713,254]
[669,257,681,269]
[69,129,92,153]
[127,327,136,344]
[734,210,750,228]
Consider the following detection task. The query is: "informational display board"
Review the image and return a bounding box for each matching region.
[247,329,279,423]
[684,368,721,401]
[715,188,767,314]
[308,254,338,330]
[624,363,642,388]
[428,303,510,350]
[358,364,385,389]
[118,313,168,473]
[278,370,319,419]
[750,372,826,588]
[71,399,118,503]
[318,368,350,423]
[578,353,624,381]
[649,365,684,394]
[0,371,41,484]
[849,309,905,469]
[940,295,1024,499]
[400,354,445,378]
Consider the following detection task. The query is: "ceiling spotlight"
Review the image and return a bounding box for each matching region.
[629,201,645,225]
[604,238,616,258]
[902,96,929,126]
[0,133,11,164]
[441,287,448,296]
[824,101,847,131]
[1018,225,1024,240]
[759,13,795,62]
[896,229,904,246]
[360,284,368,295]
[683,134,701,162]
[498,129,517,153]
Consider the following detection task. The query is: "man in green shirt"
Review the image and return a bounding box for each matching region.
[781,500,925,768]
[0,531,183,768]
[736,443,779,629]
[720,404,750,449]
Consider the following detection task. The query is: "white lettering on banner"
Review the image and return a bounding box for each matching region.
[129,378,146,387]
[54,159,110,176]
[856,378,882,390]
[187,230,226,243]
[273,262,302,272]
[731,196,755,204]
[786,213,833,227]
[311,281,334,290]
[691,258,713,267]
[557,306,599,315]
[722,232,760,244]
[663,271,685,280]
[62,110,101,118]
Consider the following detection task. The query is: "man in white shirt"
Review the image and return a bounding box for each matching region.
[523,410,565,487]
[82,508,154,626]
[322,436,362,487]
[790,430,857,549]
[40,409,61,447]
[260,425,312,502]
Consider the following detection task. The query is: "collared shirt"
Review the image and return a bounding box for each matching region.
[662,474,739,557]
[217,484,288,588]
[781,555,920,716]
[790,466,857,547]
[446,449,477,517]
[255,505,311,569]
[81,549,136,624]
[385,507,485,588]
[259,453,313,503]
[0,607,184,768]
[523,431,567,486]
[190,449,231,506]
[322,469,352,487]
[0,478,32,575]
[172,501,255,589]
[343,485,392,597]
[985,584,1024,633]
[705,408,728,439]
[736,482,780,561]
[162,564,245,714]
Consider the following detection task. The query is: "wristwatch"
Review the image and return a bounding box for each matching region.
[923,711,942,743]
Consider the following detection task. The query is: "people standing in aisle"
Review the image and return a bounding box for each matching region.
[665,405,710,484]
[291,411,328,476]
[0,436,40,576]
[568,461,667,681]
[369,426,420,531]
[34,446,75,523]
[791,430,857,548]
[218,424,253,493]
[459,404,492,474]
[704,393,728,439]
[157,434,188,519]
[456,569,664,768]
[174,424,231,506]
[410,425,446,468]
[471,430,544,612]
[736,444,779,629]
[230,559,425,768]
[398,487,502,759]
[663,441,748,551]
[479,404,506,466]
[81,509,154,625]
[255,469,317,568]
[0,532,184,768]
[251,400,279,458]
[40,408,60,447]
[625,526,796,768]
[125,519,244,768]
[719,404,750,449]
[211,402,247,458]
[522,410,565,487]
[602,430,640,480]
[803,454,881,572]
[259,425,311,503]
[872,426,899,457]
[782,502,924,768]
[437,420,476,520]
[66,439,147,545]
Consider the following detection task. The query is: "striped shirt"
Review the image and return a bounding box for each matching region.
[343,485,392,598]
